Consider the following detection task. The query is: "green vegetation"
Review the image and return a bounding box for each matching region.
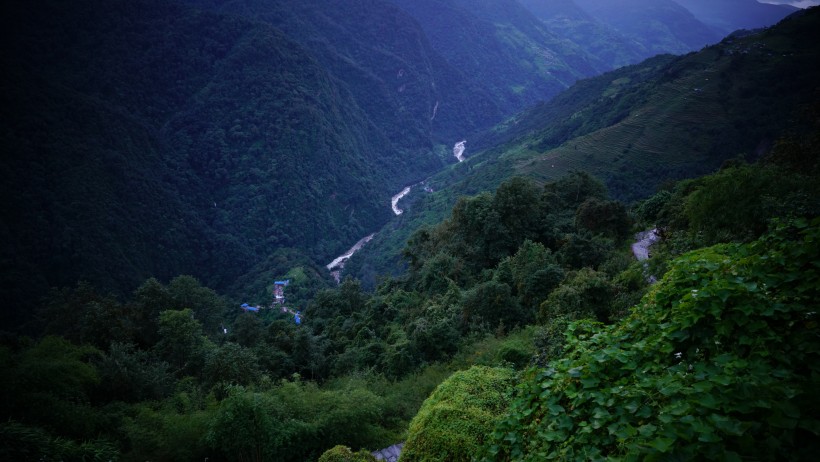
[319,445,377,462]
[401,366,515,462]
[1,1,818,460]
[484,218,820,461]
[0,171,646,459]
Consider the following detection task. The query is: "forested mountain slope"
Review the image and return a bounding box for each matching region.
[517,0,649,69]
[386,0,603,114]
[0,0,432,323]
[675,0,797,35]
[186,0,504,149]
[574,0,722,55]
[484,7,820,201]
[348,7,820,282]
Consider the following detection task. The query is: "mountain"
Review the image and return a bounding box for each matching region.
[185,0,506,150]
[517,0,650,68]
[0,0,448,322]
[464,6,820,201]
[574,0,722,55]
[348,6,820,282]
[674,0,798,35]
[385,0,602,113]
[518,0,797,69]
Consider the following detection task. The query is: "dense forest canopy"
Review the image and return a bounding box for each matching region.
[1,0,819,460]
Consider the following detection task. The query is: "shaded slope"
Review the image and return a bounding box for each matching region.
[186,0,503,154]
[517,0,650,68]
[387,0,602,114]
[575,0,722,55]
[0,0,421,321]
[480,7,820,201]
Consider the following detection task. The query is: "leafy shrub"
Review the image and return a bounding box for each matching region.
[401,366,515,462]
[486,219,820,461]
[318,445,376,462]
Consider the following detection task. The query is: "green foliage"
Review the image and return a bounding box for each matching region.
[461,279,520,331]
[40,283,133,350]
[204,342,261,388]
[575,197,631,242]
[486,219,820,461]
[450,327,539,370]
[402,366,516,462]
[94,342,173,403]
[205,389,280,462]
[0,420,119,462]
[155,308,215,377]
[496,240,564,312]
[167,275,229,337]
[538,268,615,324]
[318,445,376,462]
[683,164,819,244]
[403,175,617,292]
[634,190,672,225]
[14,336,100,402]
[121,402,211,462]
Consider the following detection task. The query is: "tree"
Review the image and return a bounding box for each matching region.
[205,389,281,462]
[40,282,132,349]
[204,342,261,387]
[574,197,631,241]
[496,240,564,311]
[460,280,521,331]
[132,277,174,347]
[542,171,607,210]
[230,312,265,347]
[318,445,376,462]
[538,267,615,324]
[319,445,376,462]
[94,341,172,402]
[154,308,215,377]
[167,275,228,337]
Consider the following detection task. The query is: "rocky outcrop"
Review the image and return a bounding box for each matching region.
[372,442,403,462]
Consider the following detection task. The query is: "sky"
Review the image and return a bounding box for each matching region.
[760,0,820,8]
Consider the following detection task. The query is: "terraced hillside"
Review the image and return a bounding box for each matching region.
[479,9,820,202]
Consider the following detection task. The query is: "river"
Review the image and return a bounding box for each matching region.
[453,140,466,162]
[327,233,375,270]
[327,141,460,280]
[391,186,412,215]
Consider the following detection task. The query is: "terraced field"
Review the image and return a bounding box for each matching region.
[512,50,730,197]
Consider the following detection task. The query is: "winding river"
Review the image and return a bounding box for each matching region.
[391,186,412,215]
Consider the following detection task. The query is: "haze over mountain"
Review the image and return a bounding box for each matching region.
[674,0,797,35]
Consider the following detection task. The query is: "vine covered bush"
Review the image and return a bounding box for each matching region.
[485,218,820,461]
[402,366,515,462]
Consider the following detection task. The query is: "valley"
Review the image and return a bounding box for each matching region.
[1,1,818,461]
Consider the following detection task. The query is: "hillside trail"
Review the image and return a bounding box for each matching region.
[632,228,660,283]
